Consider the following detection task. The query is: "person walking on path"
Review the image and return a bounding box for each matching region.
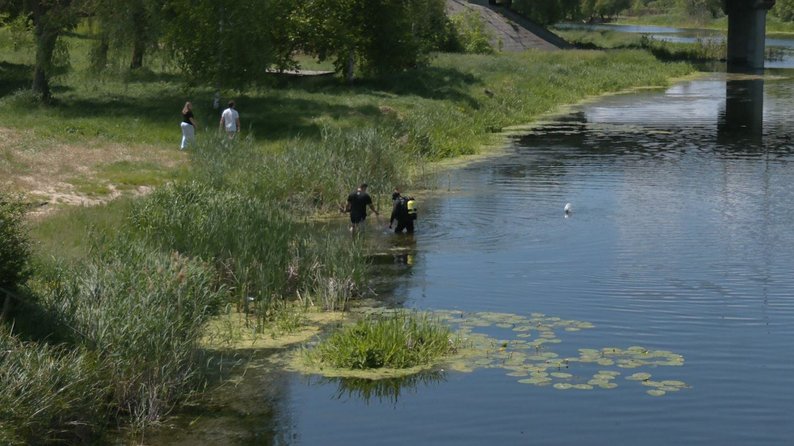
[345,183,379,234]
[219,100,241,139]
[180,101,198,150]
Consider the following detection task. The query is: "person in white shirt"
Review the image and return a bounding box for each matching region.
[219,100,240,138]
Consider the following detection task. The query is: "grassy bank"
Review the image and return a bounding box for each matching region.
[614,13,794,36]
[555,29,727,62]
[1,23,696,443]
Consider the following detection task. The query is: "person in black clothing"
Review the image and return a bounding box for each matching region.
[345,183,379,233]
[390,193,416,234]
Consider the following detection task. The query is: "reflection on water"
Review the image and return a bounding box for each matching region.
[323,371,447,405]
[718,77,764,143]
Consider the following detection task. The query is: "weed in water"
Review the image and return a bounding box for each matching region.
[305,311,455,370]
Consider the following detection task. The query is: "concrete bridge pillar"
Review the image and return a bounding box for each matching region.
[724,0,776,71]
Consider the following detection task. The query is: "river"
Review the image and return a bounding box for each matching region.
[146,67,794,445]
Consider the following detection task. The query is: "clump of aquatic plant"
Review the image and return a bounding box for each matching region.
[0,331,109,445]
[306,311,455,370]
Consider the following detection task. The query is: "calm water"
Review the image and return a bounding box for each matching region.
[149,73,794,445]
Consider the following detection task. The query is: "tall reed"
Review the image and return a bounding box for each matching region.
[0,331,109,445]
[31,236,227,427]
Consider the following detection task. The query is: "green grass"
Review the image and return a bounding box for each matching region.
[555,29,727,61]
[305,311,455,370]
[615,13,794,35]
[0,331,110,446]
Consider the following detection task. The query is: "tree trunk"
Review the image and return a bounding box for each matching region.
[130,39,145,69]
[91,34,110,72]
[345,49,355,84]
[32,23,58,102]
[1,291,12,322]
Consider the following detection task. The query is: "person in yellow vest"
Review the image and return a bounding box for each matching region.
[389,192,417,234]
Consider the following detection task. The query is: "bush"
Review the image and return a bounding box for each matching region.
[0,193,32,318]
[450,10,495,54]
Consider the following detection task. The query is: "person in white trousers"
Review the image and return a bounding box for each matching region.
[180,101,198,149]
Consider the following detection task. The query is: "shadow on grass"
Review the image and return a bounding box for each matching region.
[0,61,32,97]
[1,63,481,142]
[269,65,483,108]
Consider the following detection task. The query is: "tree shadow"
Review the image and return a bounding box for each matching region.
[46,88,385,142]
[268,64,483,109]
[1,63,482,143]
[0,61,32,97]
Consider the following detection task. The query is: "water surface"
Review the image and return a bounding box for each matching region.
[150,72,794,445]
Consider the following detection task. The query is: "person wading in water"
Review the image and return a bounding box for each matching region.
[344,183,379,234]
[389,190,417,234]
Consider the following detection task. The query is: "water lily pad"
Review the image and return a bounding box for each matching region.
[626,372,652,381]
[573,384,593,390]
[553,383,573,390]
[550,372,573,379]
[646,389,666,397]
[661,380,687,388]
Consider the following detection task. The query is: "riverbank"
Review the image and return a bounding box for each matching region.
[0,35,695,444]
[613,13,794,36]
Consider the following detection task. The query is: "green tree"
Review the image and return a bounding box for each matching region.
[771,0,794,21]
[162,0,277,88]
[300,0,449,80]
[0,0,77,101]
[677,0,722,23]
[81,0,165,70]
[580,0,632,21]
[511,0,581,24]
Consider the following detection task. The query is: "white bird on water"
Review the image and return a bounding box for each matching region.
[564,203,572,216]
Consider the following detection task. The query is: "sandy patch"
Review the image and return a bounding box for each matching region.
[1,126,185,215]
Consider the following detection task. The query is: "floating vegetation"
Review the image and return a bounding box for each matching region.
[290,309,688,398]
[429,310,689,397]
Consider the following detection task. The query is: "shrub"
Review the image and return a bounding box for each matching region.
[0,193,32,319]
